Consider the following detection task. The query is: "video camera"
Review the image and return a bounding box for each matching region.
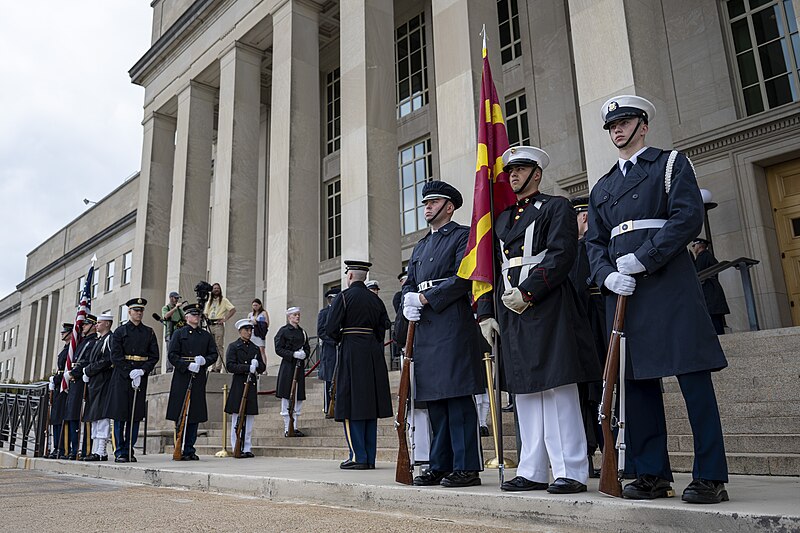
[194,281,213,308]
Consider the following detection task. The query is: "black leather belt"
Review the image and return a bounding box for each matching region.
[342,327,373,335]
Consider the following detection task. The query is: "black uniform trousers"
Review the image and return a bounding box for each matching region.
[51,423,65,456]
[343,419,377,465]
[114,420,140,459]
[428,396,482,472]
[176,422,199,455]
[626,370,728,482]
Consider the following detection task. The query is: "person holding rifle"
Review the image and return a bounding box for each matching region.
[402,181,485,488]
[80,313,115,461]
[317,288,339,411]
[62,314,99,460]
[324,260,393,470]
[165,303,218,460]
[477,147,601,494]
[274,307,309,437]
[225,318,266,458]
[108,298,160,463]
[585,95,729,504]
[46,323,73,459]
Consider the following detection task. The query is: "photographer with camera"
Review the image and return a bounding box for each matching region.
[161,292,186,371]
[203,283,236,372]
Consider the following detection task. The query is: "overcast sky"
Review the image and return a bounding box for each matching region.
[0,2,152,299]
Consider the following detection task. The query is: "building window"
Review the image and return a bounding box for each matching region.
[9,327,14,348]
[399,138,433,234]
[119,304,129,324]
[505,93,530,147]
[396,13,429,118]
[91,274,99,299]
[326,68,341,154]
[326,179,342,259]
[1,331,6,351]
[122,251,132,285]
[4,360,8,381]
[77,276,85,305]
[497,0,522,64]
[726,0,800,115]
[105,261,115,292]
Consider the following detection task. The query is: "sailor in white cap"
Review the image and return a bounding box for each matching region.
[274,307,310,437]
[224,318,266,457]
[477,146,601,494]
[80,313,115,461]
[586,95,729,503]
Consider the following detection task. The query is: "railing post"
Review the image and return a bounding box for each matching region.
[736,261,761,331]
[143,399,148,455]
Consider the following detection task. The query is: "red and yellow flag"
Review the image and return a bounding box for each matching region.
[457,42,517,301]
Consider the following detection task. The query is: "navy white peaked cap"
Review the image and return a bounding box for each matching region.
[421,181,463,210]
[502,146,550,172]
[601,95,656,129]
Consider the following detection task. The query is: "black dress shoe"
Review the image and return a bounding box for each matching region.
[440,471,481,488]
[368,464,375,470]
[501,403,514,413]
[501,476,548,492]
[82,453,101,462]
[340,460,370,470]
[479,425,490,437]
[413,470,449,486]
[115,456,129,463]
[681,479,729,504]
[294,430,305,437]
[242,452,255,458]
[65,454,76,461]
[547,477,587,494]
[623,474,675,500]
[129,456,138,463]
[100,455,108,462]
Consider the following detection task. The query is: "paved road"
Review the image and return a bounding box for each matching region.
[0,469,550,533]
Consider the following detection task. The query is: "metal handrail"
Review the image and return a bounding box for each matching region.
[697,256,761,331]
[0,382,48,457]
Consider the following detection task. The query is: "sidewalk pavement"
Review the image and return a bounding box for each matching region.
[2,450,798,532]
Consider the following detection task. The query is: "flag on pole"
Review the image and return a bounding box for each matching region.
[62,263,94,392]
[456,33,517,301]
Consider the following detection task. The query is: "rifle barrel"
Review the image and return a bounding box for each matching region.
[598,295,627,498]
[394,322,416,485]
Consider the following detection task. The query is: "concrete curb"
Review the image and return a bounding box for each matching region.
[2,450,798,532]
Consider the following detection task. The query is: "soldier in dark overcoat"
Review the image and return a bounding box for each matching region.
[166,303,218,460]
[225,318,266,458]
[325,260,393,469]
[46,323,72,459]
[691,238,730,334]
[274,308,310,436]
[81,313,114,461]
[477,147,601,495]
[62,315,98,459]
[585,95,729,504]
[316,288,339,409]
[107,298,160,462]
[402,180,484,488]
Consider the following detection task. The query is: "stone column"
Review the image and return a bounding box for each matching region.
[41,290,59,376]
[166,81,216,302]
[266,1,320,324]
[431,0,503,225]
[32,296,48,380]
[338,0,400,307]
[131,111,176,333]
[568,0,674,188]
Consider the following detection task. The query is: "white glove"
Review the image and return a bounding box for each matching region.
[616,253,646,275]
[82,373,90,383]
[129,369,145,380]
[249,359,258,374]
[188,362,200,373]
[195,355,206,366]
[403,305,421,322]
[48,377,55,391]
[131,375,142,389]
[293,350,306,360]
[501,287,531,314]
[604,272,637,296]
[479,318,500,344]
[403,292,424,309]
[64,370,73,381]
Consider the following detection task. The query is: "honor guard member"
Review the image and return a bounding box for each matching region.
[478,147,602,494]
[325,260,393,470]
[391,270,408,370]
[317,288,340,410]
[62,314,99,459]
[81,313,115,461]
[274,307,310,437]
[691,238,730,335]
[46,323,73,459]
[225,319,266,457]
[586,95,729,503]
[108,298,160,463]
[166,303,218,460]
[403,181,485,488]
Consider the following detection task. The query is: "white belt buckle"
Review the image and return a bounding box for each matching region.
[508,257,523,268]
[617,220,635,235]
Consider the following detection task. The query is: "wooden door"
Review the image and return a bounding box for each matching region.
[767,159,800,325]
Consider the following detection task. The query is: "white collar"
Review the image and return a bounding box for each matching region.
[618,146,649,173]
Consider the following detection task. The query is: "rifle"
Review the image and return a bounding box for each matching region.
[44,388,52,457]
[326,345,340,419]
[173,374,194,460]
[78,382,89,459]
[287,359,303,437]
[130,385,138,460]
[234,372,253,458]
[598,295,627,497]
[394,321,416,485]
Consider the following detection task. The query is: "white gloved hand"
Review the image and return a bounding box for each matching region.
[195,355,206,366]
[604,272,637,296]
[479,318,501,345]
[82,373,90,383]
[64,370,73,381]
[129,369,145,380]
[188,362,200,373]
[403,292,424,309]
[249,359,258,374]
[403,305,421,322]
[293,350,306,360]
[501,287,531,314]
[131,375,142,389]
[48,377,55,391]
[616,253,646,275]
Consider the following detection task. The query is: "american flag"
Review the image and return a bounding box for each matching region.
[62,263,94,392]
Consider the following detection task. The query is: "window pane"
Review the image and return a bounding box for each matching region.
[418,206,426,230]
[397,36,408,59]
[415,159,426,180]
[737,50,760,86]
[409,14,420,30]
[497,0,509,24]
[401,147,413,164]
[501,47,513,64]
[743,84,765,114]
[505,99,517,116]
[518,94,527,110]
[732,19,752,53]
[403,186,415,209]
[728,0,746,18]
[512,16,520,43]
[499,21,511,48]
[787,0,798,32]
[398,57,409,80]
[750,0,773,9]
[759,39,790,78]
[514,42,522,58]
[765,73,795,106]
[521,116,530,143]
[404,210,416,233]
[793,33,800,68]
[507,116,519,145]
[402,164,415,187]
[417,182,425,203]
[410,29,422,53]
[410,50,422,73]
[752,6,783,44]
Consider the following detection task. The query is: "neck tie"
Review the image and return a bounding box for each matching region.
[623,160,633,176]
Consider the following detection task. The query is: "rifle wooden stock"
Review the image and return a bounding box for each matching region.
[234,375,252,458]
[326,377,336,419]
[598,295,628,498]
[394,322,416,485]
[287,360,302,437]
[44,389,53,457]
[173,375,194,461]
